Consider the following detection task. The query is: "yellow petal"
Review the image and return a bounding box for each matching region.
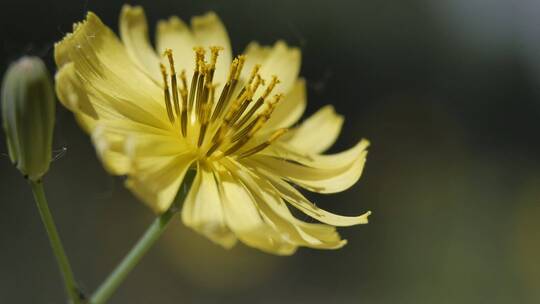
[155,12,232,88]
[54,12,168,130]
[182,163,237,248]
[55,63,98,121]
[255,168,371,227]
[126,153,196,213]
[216,167,297,255]
[255,41,301,98]
[191,12,232,86]
[156,16,196,81]
[264,139,370,170]
[263,78,307,131]
[225,159,348,249]
[91,124,131,175]
[119,5,161,82]
[283,105,343,154]
[85,119,179,175]
[242,42,272,82]
[243,139,368,194]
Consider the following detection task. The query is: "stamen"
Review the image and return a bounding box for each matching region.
[160,64,175,123]
[226,58,239,83]
[207,46,223,82]
[222,115,265,156]
[164,49,181,116]
[224,88,253,127]
[226,55,246,101]
[208,88,251,153]
[188,47,205,112]
[262,75,280,99]
[198,84,217,147]
[237,128,288,158]
[235,55,246,80]
[179,70,188,137]
[224,98,281,157]
[206,122,231,157]
[248,65,261,86]
[233,63,259,102]
[210,58,239,122]
[251,74,264,95]
[196,64,208,121]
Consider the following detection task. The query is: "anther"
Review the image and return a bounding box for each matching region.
[227,56,246,101]
[247,64,261,85]
[188,48,205,112]
[262,76,280,99]
[195,64,207,121]
[234,55,246,80]
[160,64,175,123]
[251,74,263,95]
[207,46,223,82]
[179,70,188,137]
[164,49,181,116]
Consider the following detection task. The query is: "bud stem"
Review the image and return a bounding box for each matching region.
[89,169,196,304]
[30,180,83,304]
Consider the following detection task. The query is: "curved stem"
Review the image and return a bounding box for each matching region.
[30,180,82,304]
[90,170,196,304]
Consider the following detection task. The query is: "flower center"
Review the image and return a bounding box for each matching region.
[159,47,288,160]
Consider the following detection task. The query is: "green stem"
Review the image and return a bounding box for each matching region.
[30,180,82,304]
[90,170,196,304]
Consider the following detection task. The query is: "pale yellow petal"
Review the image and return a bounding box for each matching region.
[225,159,348,249]
[55,63,98,121]
[119,5,161,81]
[244,141,368,194]
[191,12,232,86]
[182,163,237,248]
[264,139,370,170]
[155,12,232,88]
[126,154,196,213]
[255,41,301,98]
[54,12,169,130]
[283,105,343,154]
[90,124,131,175]
[242,42,272,81]
[84,119,180,175]
[216,167,297,255]
[255,168,371,227]
[156,16,196,81]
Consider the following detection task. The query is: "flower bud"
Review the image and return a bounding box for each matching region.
[2,56,55,181]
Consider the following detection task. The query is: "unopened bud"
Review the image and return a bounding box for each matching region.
[2,56,55,181]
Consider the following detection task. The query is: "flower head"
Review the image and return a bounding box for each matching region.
[54,5,371,255]
[2,56,55,181]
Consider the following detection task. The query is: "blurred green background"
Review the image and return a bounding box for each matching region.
[1,0,540,303]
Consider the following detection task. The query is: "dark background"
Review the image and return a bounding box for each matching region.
[1,0,540,303]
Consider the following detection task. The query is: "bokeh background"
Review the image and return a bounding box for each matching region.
[1,0,540,303]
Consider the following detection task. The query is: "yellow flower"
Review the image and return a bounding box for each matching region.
[54,5,371,255]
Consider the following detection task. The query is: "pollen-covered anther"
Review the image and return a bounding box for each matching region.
[188,47,206,111]
[251,74,264,95]
[209,46,223,69]
[159,63,175,123]
[164,49,181,116]
[234,55,246,80]
[179,70,188,137]
[248,64,261,85]
[262,75,280,99]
